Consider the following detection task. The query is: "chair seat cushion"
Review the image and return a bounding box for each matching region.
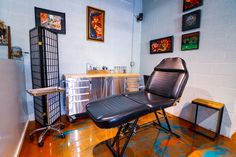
[86,95,150,128]
[126,91,176,111]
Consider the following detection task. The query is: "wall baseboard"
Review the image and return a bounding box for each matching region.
[14,120,29,157]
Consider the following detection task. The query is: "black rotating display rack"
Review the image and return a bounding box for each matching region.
[29,26,61,126]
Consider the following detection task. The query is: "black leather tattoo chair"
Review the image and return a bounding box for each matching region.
[86,57,189,157]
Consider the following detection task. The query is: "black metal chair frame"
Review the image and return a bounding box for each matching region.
[106,119,139,157]
[87,58,189,157]
[153,108,180,138]
[106,106,181,157]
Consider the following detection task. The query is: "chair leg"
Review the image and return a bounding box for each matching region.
[154,111,162,126]
[106,118,139,157]
[50,127,63,134]
[38,129,49,144]
[111,125,123,147]
[153,109,180,138]
[51,122,64,128]
[29,126,47,137]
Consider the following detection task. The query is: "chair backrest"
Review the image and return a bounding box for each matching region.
[145,57,189,99]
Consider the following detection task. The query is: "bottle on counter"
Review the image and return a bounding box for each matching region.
[86,63,93,72]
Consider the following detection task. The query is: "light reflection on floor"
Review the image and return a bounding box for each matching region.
[19,113,236,157]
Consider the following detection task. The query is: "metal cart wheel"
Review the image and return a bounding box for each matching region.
[68,116,76,123]
[59,133,65,138]
[29,134,34,140]
[60,124,65,129]
[38,141,44,147]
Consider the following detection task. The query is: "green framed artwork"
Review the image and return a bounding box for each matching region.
[181,31,200,51]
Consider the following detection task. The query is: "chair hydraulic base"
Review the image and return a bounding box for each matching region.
[105,109,180,157]
[106,119,139,157]
[29,122,65,147]
[153,109,180,138]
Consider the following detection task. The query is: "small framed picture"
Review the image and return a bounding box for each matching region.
[181,31,200,51]
[35,7,66,34]
[0,24,8,45]
[182,10,201,32]
[87,6,105,42]
[183,0,203,12]
[150,36,174,54]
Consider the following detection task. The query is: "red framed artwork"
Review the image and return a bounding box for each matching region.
[87,6,105,42]
[150,36,174,54]
[183,0,203,12]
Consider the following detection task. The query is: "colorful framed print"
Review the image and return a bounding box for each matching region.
[87,6,105,42]
[183,0,203,12]
[181,31,200,51]
[182,10,201,32]
[35,7,66,34]
[0,23,8,45]
[150,36,174,54]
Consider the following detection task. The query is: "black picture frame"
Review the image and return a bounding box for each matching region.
[183,0,203,12]
[150,36,174,54]
[0,25,8,45]
[35,7,66,34]
[182,10,201,32]
[181,31,200,51]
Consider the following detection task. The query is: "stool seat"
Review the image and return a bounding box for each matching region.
[192,98,224,109]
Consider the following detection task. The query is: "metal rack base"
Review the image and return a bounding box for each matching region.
[29,122,65,147]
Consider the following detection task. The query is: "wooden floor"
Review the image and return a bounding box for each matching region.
[19,113,236,157]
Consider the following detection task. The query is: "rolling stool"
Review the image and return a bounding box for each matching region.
[27,87,65,146]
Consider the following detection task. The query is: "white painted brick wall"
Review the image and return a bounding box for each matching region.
[140,0,236,137]
[0,0,142,119]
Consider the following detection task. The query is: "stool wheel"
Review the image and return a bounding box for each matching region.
[60,124,65,129]
[38,141,44,147]
[60,133,65,138]
[68,116,75,123]
[29,135,34,140]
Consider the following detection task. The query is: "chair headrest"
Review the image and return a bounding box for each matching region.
[154,57,187,72]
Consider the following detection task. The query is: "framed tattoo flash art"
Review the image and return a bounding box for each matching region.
[87,6,105,42]
[150,36,174,54]
[0,22,8,45]
[183,0,203,12]
[182,10,201,31]
[35,7,66,34]
[181,31,200,51]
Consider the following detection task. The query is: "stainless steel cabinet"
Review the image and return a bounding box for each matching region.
[64,75,141,122]
[65,78,90,122]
